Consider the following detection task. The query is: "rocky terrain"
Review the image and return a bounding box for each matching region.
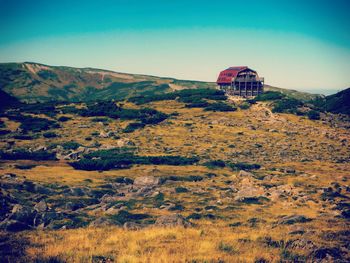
[0,71,349,261]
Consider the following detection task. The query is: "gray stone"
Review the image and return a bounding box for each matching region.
[123,222,144,230]
[133,176,160,187]
[155,214,192,228]
[34,200,48,212]
[89,217,115,227]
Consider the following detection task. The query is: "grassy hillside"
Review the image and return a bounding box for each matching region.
[0,89,349,262]
[311,87,350,115]
[0,62,216,103]
[0,62,321,103]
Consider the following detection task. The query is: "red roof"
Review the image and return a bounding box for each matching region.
[216,66,248,84]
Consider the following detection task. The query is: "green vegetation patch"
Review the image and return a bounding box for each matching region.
[0,149,57,161]
[6,113,59,133]
[254,91,285,101]
[70,148,199,171]
[128,88,226,105]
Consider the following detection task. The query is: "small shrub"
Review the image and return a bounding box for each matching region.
[13,134,34,140]
[123,122,145,133]
[307,110,321,120]
[175,187,188,193]
[204,160,226,169]
[43,131,57,138]
[0,129,11,136]
[61,141,81,150]
[0,149,56,161]
[7,114,59,133]
[204,102,237,112]
[255,91,285,101]
[228,162,261,171]
[57,116,71,122]
[110,210,151,225]
[14,164,36,170]
[239,102,251,110]
[91,117,110,123]
[272,98,303,114]
[218,242,235,255]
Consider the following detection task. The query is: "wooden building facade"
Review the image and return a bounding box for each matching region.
[216,66,264,97]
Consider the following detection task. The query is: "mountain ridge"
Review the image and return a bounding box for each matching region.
[0,62,322,103]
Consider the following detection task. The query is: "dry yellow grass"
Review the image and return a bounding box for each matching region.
[1,100,349,262]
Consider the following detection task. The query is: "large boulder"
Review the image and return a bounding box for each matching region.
[133,176,160,187]
[155,214,192,228]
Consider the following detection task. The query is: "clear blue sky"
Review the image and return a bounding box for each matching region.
[0,0,349,93]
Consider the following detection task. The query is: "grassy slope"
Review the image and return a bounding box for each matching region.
[0,98,349,262]
[0,62,216,103]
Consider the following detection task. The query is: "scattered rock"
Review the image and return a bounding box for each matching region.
[155,214,192,228]
[133,176,160,187]
[89,217,115,227]
[34,200,48,212]
[238,170,255,178]
[1,173,17,180]
[287,238,316,251]
[123,222,145,230]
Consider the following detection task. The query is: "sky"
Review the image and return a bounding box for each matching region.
[0,0,349,94]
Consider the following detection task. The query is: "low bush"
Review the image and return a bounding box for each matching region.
[228,162,261,171]
[6,114,59,133]
[57,116,71,122]
[239,102,251,110]
[0,149,57,160]
[79,101,168,132]
[128,88,226,105]
[123,122,145,133]
[0,129,11,136]
[109,210,151,225]
[307,110,321,120]
[19,102,58,117]
[61,141,81,150]
[204,160,226,169]
[91,117,110,123]
[272,98,303,114]
[13,134,34,140]
[43,131,57,138]
[175,187,188,193]
[255,91,285,101]
[70,149,199,171]
[15,164,36,170]
[218,242,236,255]
[204,102,237,112]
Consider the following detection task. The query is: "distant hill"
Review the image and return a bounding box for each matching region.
[0,62,322,103]
[0,62,215,103]
[311,87,350,115]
